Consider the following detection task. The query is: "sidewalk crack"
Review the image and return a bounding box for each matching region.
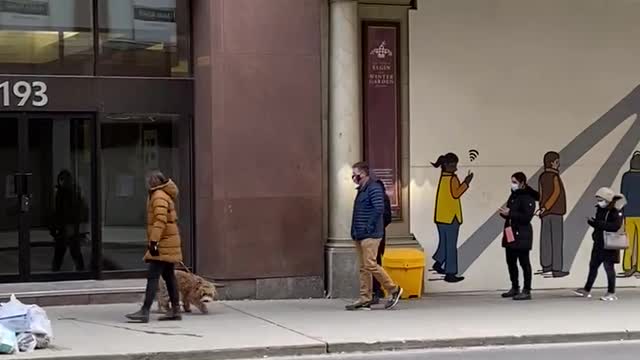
[58,317,203,338]
[222,303,328,350]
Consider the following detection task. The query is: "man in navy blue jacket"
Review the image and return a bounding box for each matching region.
[346,162,403,311]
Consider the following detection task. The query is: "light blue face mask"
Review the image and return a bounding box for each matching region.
[511,183,520,192]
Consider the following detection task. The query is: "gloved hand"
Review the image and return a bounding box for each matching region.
[149,241,160,257]
[587,218,596,228]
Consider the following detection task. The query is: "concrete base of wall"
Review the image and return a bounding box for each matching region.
[215,276,325,300]
[325,235,422,299]
[0,276,326,307]
[0,279,146,307]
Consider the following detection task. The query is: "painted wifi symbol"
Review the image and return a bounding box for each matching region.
[469,149,479,162]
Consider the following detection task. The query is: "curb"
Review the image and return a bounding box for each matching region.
[22,344,327,360]
[20,331,640,360]
[328,331,640,353]
[17,330,640,360]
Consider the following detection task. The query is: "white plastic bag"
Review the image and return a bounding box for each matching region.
[0,324,18,354]
[0,295,29,333]
[16,333,36,353]
[27,306,52,337]
[34,334,51,350]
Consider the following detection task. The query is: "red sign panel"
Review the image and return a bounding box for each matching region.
[363,22,401,219]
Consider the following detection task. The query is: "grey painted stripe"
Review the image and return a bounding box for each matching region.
[457,85,640,274]
[562,116,640,270]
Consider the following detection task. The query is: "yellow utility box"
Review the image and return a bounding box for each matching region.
[382,248,425,299]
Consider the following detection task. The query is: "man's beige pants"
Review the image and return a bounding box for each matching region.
[355,238,398,302]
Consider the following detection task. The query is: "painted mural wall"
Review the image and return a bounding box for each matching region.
[409,0,640,292]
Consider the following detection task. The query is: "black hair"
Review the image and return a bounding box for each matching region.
[511,172,527,185]
[431,153,459,169]
[57,169,72,181]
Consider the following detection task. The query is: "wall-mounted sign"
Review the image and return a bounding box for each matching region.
[143,129,159,170]
[0,0,49,16]
[0,80,48,107]
[0,0,91,30]
[362,22,402,219]
[103,0,176,45]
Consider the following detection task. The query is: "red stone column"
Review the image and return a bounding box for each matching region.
[192,0,324,299]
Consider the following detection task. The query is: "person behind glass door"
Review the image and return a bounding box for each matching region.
[499,172,539,301]
[126,170,183,323]
[50,170,87,272]
[574,187,626,301]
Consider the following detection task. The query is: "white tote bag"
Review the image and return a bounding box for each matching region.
[604,211,629,250]
[603,211,628,250]
[604,230,628,250]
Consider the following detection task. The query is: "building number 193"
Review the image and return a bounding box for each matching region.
[0,81,48,107]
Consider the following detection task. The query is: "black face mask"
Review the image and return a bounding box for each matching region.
[352,174,362,184]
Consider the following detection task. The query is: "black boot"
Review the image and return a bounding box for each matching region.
[159,304,182,321]
[432,262,445,275]
[125,308,150,323]
[513,290,531,301]
[501,287,520,298]
[444,274,464,283]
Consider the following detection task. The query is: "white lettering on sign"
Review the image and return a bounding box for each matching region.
[0,80,48,107]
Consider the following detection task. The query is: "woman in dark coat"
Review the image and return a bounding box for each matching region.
[574,187,626,301]
[499,172,539,301]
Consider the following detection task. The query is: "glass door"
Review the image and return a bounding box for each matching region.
[27,115,95,277]
[0,115,21,279]
[0,113,96,281]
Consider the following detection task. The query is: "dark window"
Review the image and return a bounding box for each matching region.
[0,0,94,75]
[100,114,192,271]
[97,0,190,77]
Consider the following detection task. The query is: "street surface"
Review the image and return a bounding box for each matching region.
[265,341,640,360]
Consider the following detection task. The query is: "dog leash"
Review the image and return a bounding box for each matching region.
[178,261,225,288]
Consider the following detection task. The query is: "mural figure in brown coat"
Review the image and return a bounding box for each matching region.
[536,151,569,278]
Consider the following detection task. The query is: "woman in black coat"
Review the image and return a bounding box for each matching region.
[574,187,626,301]
[499,172,539,301]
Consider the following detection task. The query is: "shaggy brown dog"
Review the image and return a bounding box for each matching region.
[157,270,216,314]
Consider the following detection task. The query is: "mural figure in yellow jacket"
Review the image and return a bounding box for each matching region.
[622,151,640,277]
[432,153,474,283]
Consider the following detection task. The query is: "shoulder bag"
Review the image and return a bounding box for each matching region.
[603,210,629,250]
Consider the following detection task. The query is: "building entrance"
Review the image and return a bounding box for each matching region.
[0,112,96,281]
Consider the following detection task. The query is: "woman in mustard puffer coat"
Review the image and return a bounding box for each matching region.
[126,170,183,323]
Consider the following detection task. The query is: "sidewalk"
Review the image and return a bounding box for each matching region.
[8,288,640,360]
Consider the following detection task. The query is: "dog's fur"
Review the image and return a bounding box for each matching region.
[157,270,216,314]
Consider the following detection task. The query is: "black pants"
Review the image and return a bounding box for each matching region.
[585,251,616,294]
[142,261,179,311]
[52,229,85,272]
[505,248,532,291]
[372,233,386,297]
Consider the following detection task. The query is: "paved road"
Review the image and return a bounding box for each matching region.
[265,341,640,360]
